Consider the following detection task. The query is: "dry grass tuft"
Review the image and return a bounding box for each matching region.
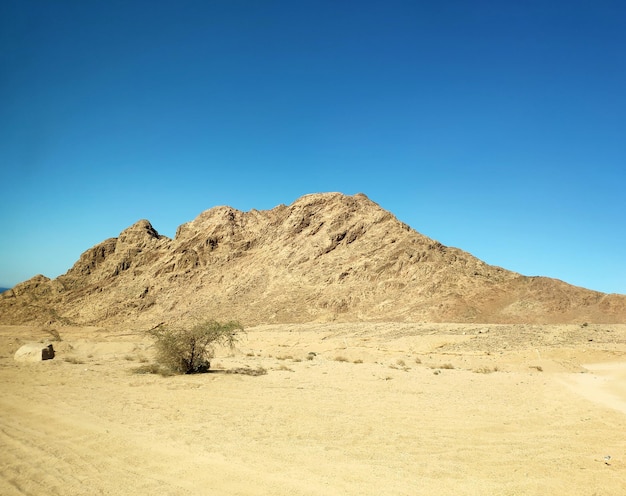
[225,367,267,376]
[439,363,455,369]
[474,366,498,374]
[389,361,410,371]
[131,363,175,376]
[64,356,84,365]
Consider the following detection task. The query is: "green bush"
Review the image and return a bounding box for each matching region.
[148,319,243,374]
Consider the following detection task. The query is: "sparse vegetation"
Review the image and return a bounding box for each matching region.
[147,319,243,375]
[225,367,267,376]
[334,355,349,362]
[429,363,454,370]
[389,359,410,371]
[474,366,498,374]
[131,363,174,376]
[529,365,543,372]
[64,356,84,364]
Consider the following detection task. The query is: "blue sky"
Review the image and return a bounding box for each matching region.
[1,0,625,294]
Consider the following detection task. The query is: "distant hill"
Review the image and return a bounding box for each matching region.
[1,192,624,327]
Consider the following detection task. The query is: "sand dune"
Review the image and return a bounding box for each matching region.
[1,323,625,495]
[560,362,626,415]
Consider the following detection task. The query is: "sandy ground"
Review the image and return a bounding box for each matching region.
[1,322,625,495]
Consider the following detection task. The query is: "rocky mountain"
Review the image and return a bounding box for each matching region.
[1,192,625,327]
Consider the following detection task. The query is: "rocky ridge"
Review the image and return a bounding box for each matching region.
[1,192,625,327]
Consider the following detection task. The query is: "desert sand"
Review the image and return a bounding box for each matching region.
[1,322,625,495]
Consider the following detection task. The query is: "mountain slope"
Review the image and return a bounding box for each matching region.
[1,192,624,327]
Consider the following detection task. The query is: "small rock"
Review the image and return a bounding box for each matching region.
[14,343,55,362]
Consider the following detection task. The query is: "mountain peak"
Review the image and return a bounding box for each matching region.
[118,219,163,244]
[1,192,624,326]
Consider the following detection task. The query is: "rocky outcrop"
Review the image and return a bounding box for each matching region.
[1,192,624,327]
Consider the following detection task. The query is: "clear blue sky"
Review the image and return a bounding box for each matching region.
[1,0,625,294]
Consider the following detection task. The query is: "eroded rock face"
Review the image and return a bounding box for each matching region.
[14,343,55,362]
[1,192,625,327]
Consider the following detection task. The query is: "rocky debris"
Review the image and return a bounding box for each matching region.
[1,192,625,327]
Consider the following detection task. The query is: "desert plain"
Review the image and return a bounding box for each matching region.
[1,321,625,495]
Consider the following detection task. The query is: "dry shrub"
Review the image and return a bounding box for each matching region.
[390,360,410,372]
[148,319,243,374]
[474,366,496,374]
[474,367,494,374]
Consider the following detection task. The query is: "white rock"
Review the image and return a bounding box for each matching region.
[14,343,55,362]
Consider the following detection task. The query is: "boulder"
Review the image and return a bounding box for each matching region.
[14,343,55,362]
